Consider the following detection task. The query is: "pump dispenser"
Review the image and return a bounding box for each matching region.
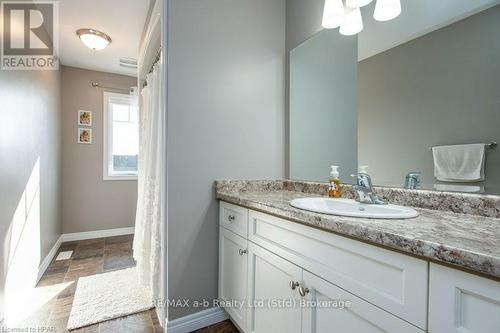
[328,165,342,198]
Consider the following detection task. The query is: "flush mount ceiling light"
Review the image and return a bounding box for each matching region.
[76,29,112,50]
[322,0,401,35]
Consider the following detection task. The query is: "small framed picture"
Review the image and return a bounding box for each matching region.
[78,110,92,126]
[78,128,92,144]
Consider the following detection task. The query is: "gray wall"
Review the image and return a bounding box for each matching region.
[61,66,138,233]
[166,0,285,320]
[0,70,61,318]
[290,29,358,182]
[359,6,500,193]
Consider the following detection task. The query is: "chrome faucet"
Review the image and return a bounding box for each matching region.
[350,172,386,205]
[405,172,421,190]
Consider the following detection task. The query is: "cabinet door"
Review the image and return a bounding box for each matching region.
[248,242,302,333]
[429,263,500,333]
[248,210,427,329]
[301,271,424,333]
[219,228,248,331]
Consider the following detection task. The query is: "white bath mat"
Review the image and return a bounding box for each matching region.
[67,267,153,330]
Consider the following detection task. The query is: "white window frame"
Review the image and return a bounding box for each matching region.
[103,92,139,181]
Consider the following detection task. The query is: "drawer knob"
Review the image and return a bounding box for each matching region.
[298,286,310,297]
[228,215,236,222]
[239,249,247,255]
[289,281,299,290]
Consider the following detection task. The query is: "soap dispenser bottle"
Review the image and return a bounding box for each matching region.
[328,165,342,198]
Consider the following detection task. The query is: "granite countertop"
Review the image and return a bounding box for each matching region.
[215,180,500,279]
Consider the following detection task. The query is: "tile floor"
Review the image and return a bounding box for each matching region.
[194,320,240,333]
[6,235,238,333]
[11,235,162,333]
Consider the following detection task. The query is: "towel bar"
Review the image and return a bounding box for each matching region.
[429,142,497,150]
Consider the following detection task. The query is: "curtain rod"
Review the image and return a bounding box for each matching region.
[91,82,132,92]
[142,48,162,88]
[148,48,162,74]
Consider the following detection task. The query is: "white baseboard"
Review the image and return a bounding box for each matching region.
[60,226,135,242]
[166,307,228,333]
[36,227,135,283]
[37,235,62,283]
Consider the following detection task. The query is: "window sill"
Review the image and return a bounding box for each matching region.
[103,175,138,181]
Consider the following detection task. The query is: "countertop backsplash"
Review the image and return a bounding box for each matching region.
[215,179,500,218]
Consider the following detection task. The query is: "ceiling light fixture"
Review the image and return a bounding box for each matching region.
[321,0,345,29]
[340,7,363,36]
[322,0,401,36]
[373,0,402,22]
[76,29,112,50]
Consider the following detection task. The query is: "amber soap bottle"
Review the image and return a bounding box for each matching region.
[328,165,342,198]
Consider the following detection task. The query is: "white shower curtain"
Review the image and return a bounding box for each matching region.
[133,64,162,302]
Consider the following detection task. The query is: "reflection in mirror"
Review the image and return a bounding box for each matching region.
[289,2,500,194]
[290,29,357,182]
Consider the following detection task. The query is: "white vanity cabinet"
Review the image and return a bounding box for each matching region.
[301,271,423,333]
[429,263,500,333]
[247,242,302,333]
[219,201,248,238]
[247,210,428,329]
[218,201,499,333]
[218,227,249,331]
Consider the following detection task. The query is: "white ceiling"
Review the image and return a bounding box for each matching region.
[58,0,499,73]
[58,0,151,76]
[358,0,500,61]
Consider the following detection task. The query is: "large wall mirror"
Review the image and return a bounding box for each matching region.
[289,1,500,194]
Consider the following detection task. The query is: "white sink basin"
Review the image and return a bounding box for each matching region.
[290,197,419,219]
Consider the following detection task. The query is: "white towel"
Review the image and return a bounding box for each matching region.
[433,184,484,193]
[432,144,485,182]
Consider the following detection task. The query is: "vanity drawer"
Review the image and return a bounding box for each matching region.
[248,210,428,330]
[220,201,248,238]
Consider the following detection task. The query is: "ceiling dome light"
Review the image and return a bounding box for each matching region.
[340,7,363,36]
[346,0,373,8]
[322,0,345,29]
[76,29,112,50]
[373,0,401,22]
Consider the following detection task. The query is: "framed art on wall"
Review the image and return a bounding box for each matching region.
[78,128,92,144]
[78,110,92,126]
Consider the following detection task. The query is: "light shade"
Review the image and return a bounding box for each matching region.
[346,0,373,8]
[373,0,401,21]
[76,29,112,50]
[339,7,363,36]
[322,0,345,29]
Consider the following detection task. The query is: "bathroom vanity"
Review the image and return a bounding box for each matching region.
[214,5,500,333]
[216,180,500,333]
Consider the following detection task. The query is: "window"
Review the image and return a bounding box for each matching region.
[103,92,139,180]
